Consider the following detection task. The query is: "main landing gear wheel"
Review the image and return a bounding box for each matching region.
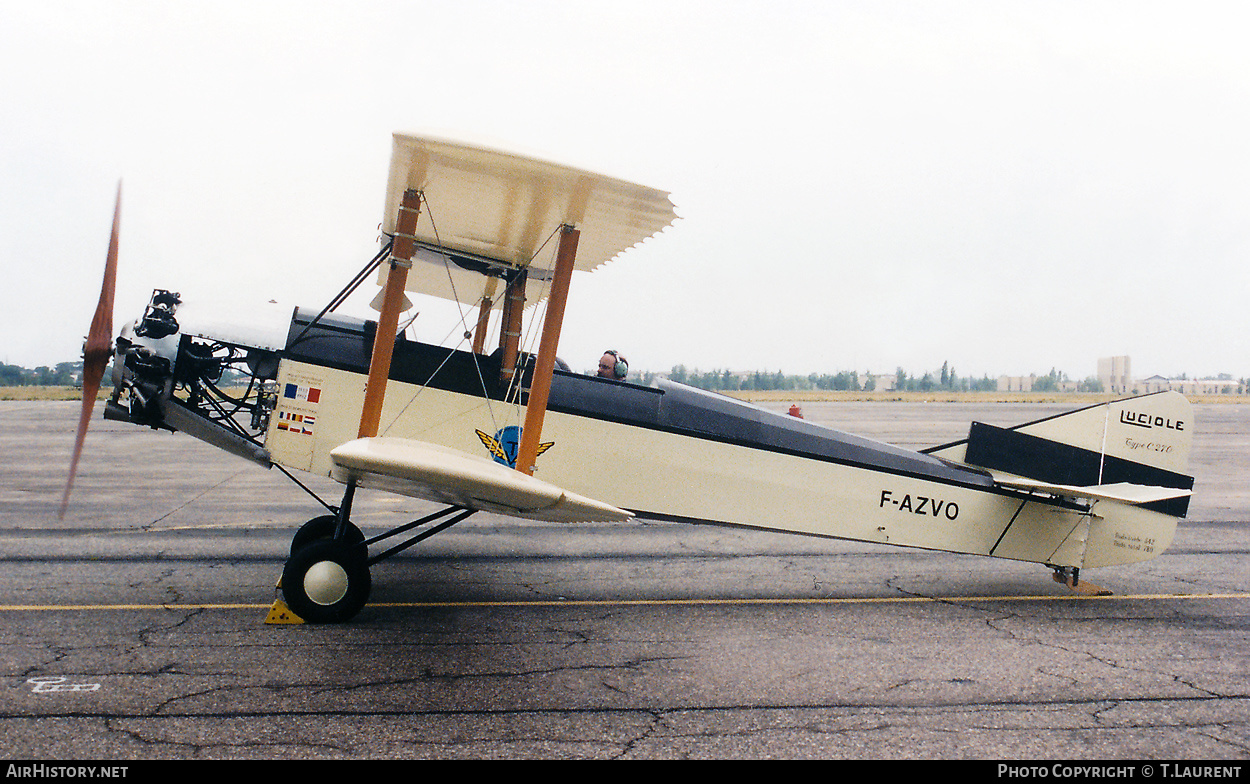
[281,539,371,623]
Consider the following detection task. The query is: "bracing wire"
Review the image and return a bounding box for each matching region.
[380,191,495,436]
[379,195,561,437]
[376,189,571,439]
[492,229,562,423]
[288,240,393,349]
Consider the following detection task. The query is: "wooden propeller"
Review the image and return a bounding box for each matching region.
[59,182,121,518]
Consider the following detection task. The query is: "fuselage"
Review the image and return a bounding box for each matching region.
[262,309,1177,570]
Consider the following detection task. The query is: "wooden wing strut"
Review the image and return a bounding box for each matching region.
[359,189,421,439]
[515,225,579,475]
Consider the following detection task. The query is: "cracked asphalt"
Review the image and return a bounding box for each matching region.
[1,401,1247,759]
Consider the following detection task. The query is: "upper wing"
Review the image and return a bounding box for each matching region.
[380,132,678,308]
[329,436,632,523]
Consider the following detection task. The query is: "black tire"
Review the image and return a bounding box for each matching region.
[281,539,372,623]
[289,514,366,557]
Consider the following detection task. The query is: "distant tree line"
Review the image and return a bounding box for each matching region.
[651,361,1112,394]
[0,360,257,388]
[657,366,869,392]
[890,362,999,393]
[0,361,81,386]
[1030,367,1105,393]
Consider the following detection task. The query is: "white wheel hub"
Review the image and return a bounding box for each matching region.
[304,560,349,606]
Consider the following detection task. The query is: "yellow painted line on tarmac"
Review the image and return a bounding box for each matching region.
[0,593,1247,612]
[373,593,1250,608]
[0,603,268,611]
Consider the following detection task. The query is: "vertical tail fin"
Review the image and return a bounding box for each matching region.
[928,391,1194,518]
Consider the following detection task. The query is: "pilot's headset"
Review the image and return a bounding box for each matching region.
[604,350,629,380]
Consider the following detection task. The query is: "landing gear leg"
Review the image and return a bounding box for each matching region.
[289,514,365,555]
[289,477,365,554]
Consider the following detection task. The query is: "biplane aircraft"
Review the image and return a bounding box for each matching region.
[63,133,1196,622]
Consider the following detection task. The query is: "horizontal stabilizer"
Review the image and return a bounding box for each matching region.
[329,437,632,523]
[992,473,1193,506]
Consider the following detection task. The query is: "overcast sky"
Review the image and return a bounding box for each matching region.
[3,1,1247,380]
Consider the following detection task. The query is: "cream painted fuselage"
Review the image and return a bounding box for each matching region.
[267,312,1182,571]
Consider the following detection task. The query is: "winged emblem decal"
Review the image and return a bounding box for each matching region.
[476,426,553,468]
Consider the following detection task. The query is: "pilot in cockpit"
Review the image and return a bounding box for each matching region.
[597,350,629,381]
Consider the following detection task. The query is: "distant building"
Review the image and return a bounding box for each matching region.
[1102,357,1243,396]
[1098,356,1132,395]
[1141,375,1246,396]
[998,375,1034,392]
[870,374,897,392]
